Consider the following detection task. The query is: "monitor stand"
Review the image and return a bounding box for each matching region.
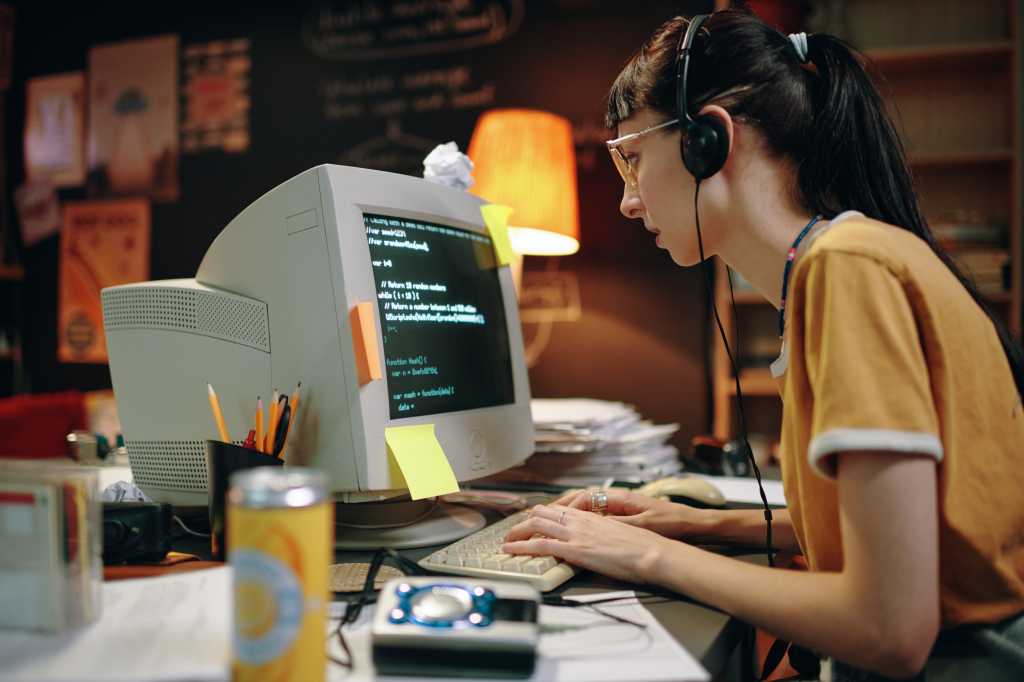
[334,498,486,550]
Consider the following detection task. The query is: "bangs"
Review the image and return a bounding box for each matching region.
[605,57,646,129]
[604,16,688,130]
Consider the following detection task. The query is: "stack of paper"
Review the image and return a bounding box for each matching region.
[500,399,682,487]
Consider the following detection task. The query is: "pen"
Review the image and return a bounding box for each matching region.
[281,382,301,456]
[273,403,291,459]
[207,383,231,443]
[255,396,264,453]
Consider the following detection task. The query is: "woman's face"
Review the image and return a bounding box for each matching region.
[615,109,703,266]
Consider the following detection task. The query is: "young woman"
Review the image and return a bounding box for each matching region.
[502,9,1024,680]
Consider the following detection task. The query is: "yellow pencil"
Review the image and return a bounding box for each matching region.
[255,396,264,453]
[281,382,301,455]
[267,388,280,453]
[207,383,230,443]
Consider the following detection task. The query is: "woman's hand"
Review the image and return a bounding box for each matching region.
[501,504,672,583]
[551,487,710,540]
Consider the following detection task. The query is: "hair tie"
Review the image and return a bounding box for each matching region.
[788,32,810,63]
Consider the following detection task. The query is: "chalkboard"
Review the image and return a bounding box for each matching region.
[6,0,714,447]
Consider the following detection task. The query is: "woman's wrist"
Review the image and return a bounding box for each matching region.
[670,505,718,540]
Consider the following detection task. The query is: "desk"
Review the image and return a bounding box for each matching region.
[4,468,760,681]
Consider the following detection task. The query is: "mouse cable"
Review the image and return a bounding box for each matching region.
[693,180,775,568]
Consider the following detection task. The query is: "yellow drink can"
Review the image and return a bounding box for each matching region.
[228,467,332,682]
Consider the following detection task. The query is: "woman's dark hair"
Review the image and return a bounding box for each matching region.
[606,7,1024,400]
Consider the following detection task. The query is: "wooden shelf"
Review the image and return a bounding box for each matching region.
[983,292,1013,304]
[725,368,778,397]
[0,265,24,281]
[865,41,1013,73]
[908,149,1013,168]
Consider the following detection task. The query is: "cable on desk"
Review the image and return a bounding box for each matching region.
[172,515,210,538]
[329,548,426,670]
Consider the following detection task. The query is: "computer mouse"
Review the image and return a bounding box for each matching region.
[636,477,727,509]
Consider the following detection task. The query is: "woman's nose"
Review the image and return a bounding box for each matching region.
[619,185,643,220]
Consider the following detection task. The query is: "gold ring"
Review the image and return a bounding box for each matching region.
[590,490,608,516]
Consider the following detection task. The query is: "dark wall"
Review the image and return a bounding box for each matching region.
[4,0,713,447]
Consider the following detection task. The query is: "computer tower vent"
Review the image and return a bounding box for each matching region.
[102,286,270,352]
[195,292,270,351]
[102,286,198,330]
[127,439,210,493]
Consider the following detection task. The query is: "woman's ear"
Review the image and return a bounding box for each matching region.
[697,104,734,158]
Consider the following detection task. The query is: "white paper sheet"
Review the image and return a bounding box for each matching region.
[327,590,709,682]
[0,567,231,681]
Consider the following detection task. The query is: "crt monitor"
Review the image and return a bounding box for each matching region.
[102,164,533,546]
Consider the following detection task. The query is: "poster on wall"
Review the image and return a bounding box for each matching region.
[58,199,150,364]
[14,181,61,246]
[24,72,86,187]
[87,35,179,202]
[182,38,251,154]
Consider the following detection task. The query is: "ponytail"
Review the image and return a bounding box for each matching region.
[804,34,1024,400]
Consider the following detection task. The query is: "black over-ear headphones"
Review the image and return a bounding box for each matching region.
[675,14,729,180]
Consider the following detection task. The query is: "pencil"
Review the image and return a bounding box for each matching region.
[255,396,264,453]
[267,388,280,454]
[281,382,301,456]
[207,383,230,443]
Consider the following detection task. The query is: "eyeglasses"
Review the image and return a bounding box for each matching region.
[605,118,680,189]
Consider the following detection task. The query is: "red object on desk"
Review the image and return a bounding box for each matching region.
[0,390,87,458]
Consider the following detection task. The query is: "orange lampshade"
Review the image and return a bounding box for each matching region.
[467,109,580,256]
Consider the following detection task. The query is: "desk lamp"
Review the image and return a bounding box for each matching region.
[467,108,580,294]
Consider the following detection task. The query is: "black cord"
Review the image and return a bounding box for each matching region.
[693,180,775,568]
[329,548,429,669]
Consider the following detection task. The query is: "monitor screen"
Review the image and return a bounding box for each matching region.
[364,212,516,419]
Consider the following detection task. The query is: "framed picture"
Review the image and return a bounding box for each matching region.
[182,38,251,154]
[58,199,150,363]
[25,72,86,187]
[87,35,179,202]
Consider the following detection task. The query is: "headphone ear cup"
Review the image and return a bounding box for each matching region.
[682,115,729,180]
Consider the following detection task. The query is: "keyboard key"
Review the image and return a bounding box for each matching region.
[523,557,556,574]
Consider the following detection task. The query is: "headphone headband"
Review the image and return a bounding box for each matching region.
[675,14,708,127]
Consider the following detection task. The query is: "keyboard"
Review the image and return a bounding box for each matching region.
[418,509,578,591]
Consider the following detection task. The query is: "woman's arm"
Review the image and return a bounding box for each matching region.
[504,451,940,678]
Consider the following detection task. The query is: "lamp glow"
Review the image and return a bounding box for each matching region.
[467,109,580,256]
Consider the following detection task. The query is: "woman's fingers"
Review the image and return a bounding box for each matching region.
[550,489,585,506]
[503,505,572,542]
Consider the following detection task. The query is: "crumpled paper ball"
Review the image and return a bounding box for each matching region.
[102,480,153,503]
[422,141,475,191]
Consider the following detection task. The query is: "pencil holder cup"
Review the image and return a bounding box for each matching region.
[205,440,283,561]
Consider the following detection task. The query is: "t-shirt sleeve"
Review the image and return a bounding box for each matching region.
[798,249,943,479]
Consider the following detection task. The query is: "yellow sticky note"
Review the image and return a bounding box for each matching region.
[384,424,459,500]
[480,204,515,267]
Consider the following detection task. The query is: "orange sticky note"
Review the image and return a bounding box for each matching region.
[350,302,383,386]
[384,424,459,500]
[480,204,515,267]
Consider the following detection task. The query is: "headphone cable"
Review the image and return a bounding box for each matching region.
[693,180,775,568]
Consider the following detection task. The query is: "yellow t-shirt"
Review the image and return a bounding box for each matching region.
[775,213,1024,626]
